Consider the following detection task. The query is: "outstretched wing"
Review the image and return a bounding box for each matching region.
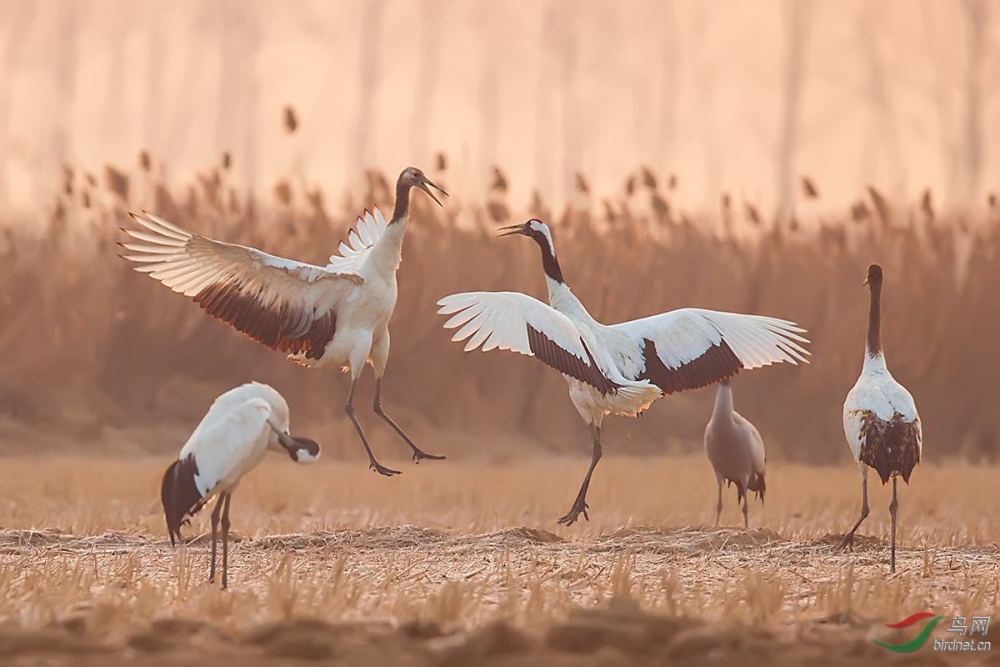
[121,211,362,359]
[437,291,619,394]
[326,208,389,274]
[611,308,809,394]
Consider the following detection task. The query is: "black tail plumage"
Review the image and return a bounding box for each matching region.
[859,415,921,484]
[160,455,204,546]
[748,471,766,503]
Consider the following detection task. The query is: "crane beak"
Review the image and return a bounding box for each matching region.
[862,277,869,287]
[418,176,448,207]
[267,422,318,462]
[496,223,527,237]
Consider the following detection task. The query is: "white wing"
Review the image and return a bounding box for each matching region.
[437,291,624,394]
[121,211,362,360]
[326,208,389,274]
[610,308,810,394]
[181,396,273,497]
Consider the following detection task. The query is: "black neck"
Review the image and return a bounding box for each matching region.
[532,235,564,283]
[542,249,564,283]
[392,179,410,223]
[867,282,882,356]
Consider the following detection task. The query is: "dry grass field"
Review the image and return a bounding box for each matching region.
[0,454,997,665]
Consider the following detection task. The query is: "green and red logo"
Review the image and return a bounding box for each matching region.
[873,611,944,653]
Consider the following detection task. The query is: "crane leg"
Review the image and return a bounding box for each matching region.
[373,378,445,463]
[220,493,231,590]
[557,425,602,526]
[715,481,723,527]
[889,475,898,573]
[208,493,224,583]
[345,378,401,477]
[742,492,749,529]
[839,465,869,551]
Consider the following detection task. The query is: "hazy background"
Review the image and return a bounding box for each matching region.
[0,0,998,465]
[2,0,998,216]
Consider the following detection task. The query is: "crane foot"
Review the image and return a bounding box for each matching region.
[370,461,402,476]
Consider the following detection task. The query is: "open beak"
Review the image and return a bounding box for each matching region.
[418,177,448,207]
[496,223,527,238]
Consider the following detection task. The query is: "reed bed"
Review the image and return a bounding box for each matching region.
[1,156,998,465]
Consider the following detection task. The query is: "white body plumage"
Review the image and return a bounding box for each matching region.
[843,353,921,464]
[179,382,317,502]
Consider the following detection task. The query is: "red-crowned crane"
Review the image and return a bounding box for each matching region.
[122,167,447,476]
[841,264,922,573]
[161,382,320,589]
[437,219,809,525]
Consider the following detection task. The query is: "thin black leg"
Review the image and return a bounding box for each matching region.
[208,494,224,583]
[345,378,400,476]
[558,425,602,526]
[742,493,749,529]
[715,481,723,527]
[220,493,231,590]
[839,468,870,551]
[373,378,445,462]
[889,476,898,573]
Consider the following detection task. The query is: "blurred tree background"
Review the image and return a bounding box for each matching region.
[0,0,997,464]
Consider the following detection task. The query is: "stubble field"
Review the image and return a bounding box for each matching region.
[0,454,997,665]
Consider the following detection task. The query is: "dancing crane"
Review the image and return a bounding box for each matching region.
[437,218,809,525]
[161,382,320,589]
[122,167,448,476]
[704,379,766,528]
[841,264,922,572]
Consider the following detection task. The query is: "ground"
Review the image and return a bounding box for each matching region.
[0,455,997,665]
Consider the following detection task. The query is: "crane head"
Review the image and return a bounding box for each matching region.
[269,421,321,463]
[286,436,321,463]
[497,219,563,283]
[496,219,556,256]
[398,167,448,207]
[863,263,883,288]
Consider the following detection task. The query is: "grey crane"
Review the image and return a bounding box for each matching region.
[704,379,766,528]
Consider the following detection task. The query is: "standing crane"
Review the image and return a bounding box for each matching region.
[437,219,809,525]
[161,382,321,589]
[704,379,766,528]
[841,264,921,572]
[122,167,448,476]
